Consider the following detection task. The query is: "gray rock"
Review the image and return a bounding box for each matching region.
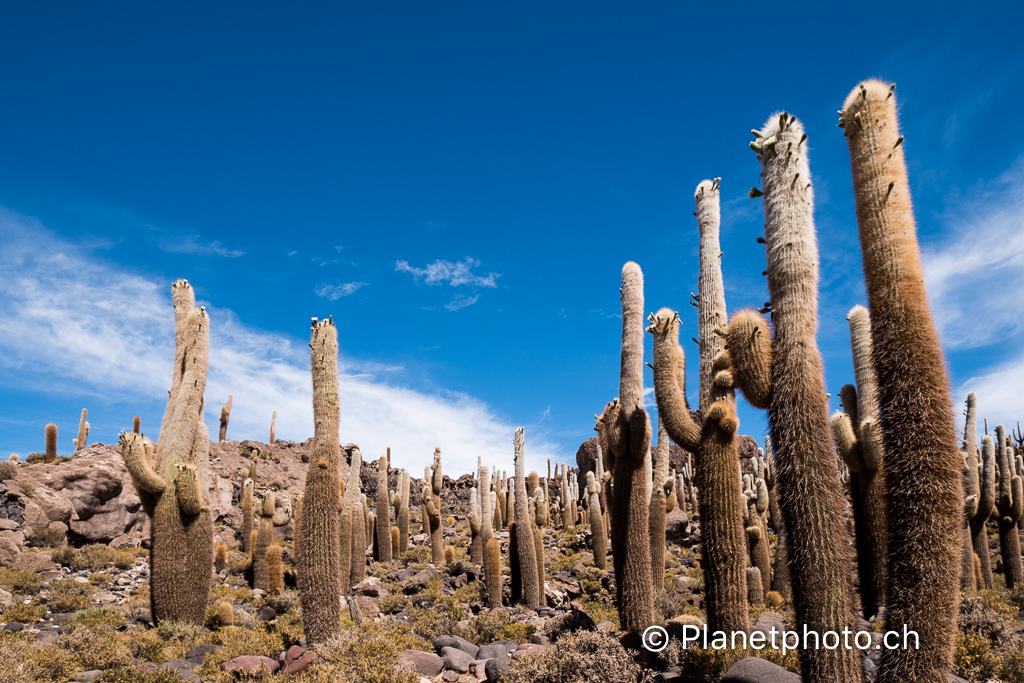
[485,657,511,682]
[721,657,800,683]
[433,634,479,657]
[396,649,443,677]
[442,646,474,673]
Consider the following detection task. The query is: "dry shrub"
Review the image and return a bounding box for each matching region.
[505,630,652,683]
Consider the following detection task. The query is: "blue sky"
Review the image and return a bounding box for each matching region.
[1,2,1022,475]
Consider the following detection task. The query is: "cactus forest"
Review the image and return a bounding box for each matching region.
[1,75,1022,683]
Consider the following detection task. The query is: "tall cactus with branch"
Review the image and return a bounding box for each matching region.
[830,304,888,619]
[297,317,343,644]
[218,395,232,442]
[719,114,860,682]
[595,261,653,636]
[119,279,213,626]
[426,448,444,565]
[995,425,1023,588]
[840,81,961,682]
[964,394,995,589]
[648,180,747,637]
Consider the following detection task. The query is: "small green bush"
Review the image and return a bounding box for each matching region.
[26,526,67,548]
[47,578,96,613]
[0,602,46,622]
[70,606,126,629]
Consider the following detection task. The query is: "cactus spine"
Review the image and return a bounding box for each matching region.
[74,408,88,453]
[119,279,213,626]
[298,317,342,644]
[649,181,746,637]
[995,425,1024,588]
[724,114,860,682]
[45,423,57,463]
[218,395,232,442]
[596,262,653,635]
[375,454,392,563]
[965,394,995,589]
[841,81,961,682]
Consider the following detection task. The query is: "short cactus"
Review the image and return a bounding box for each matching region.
[484,538,502,608]
[747,567,764,606]
[45,423,57,463]
[253,492,291,591]
[586,471,606,570]
[266,545,284,596]
[73,408,89,453]
[218,395,232,442]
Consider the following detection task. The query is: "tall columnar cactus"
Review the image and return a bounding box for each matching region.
[586,471,607,570]
[840,81,961,682]
[218,395,232,442]
[74,408,89,453]
[398,470,410,554]
[469,485,483,564]
[240,477,255,553]
[253,492,291,591]
[266,545,284,596]
[649,422,670,594]
[744,494,771,596]
[133,416,141,434]
[293,494,304,570]
[484,538,502,608]
[119,279,213,626]
[995,425,1024,588]
[425,449,443,564]
[595,261,653,636]
[270,410,276,444]
[45,423,57,463]
[830,306,888,620]
[297,317,342,644]
[720,113,860,682]
[375,454,392,563]
[649,182,747,637]
[480,466,493,555]
[350,501,366,585]
[512,427,540,607]
[508,518,521,603]
[532,491,546,603]
[964,394,995,589]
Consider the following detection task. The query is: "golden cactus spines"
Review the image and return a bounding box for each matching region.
[841,80,961,682]
[45,423,58,463]
[484,538,502,608]
[266,545,284,596]
[512,427,540,607]
[298,317,343,644]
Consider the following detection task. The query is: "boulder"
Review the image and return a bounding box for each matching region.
[441,646,473,673]
[432,635,479,657]
[220,655,280,676]
[721,657,800,683]
[14,551,57,572]
[396,650,443,677]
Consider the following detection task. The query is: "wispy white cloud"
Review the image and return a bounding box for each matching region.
[445,294,479,311]
[395,258,500,288]
[315,281,369,300]
[922,157,1024,349]
[0,209,557,475]
[157,234,244,258]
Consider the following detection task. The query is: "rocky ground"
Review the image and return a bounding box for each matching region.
[0,439,1021,682]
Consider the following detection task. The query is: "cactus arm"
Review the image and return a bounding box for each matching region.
[120,431,167,494]
[1010,477,1024,524]
[719,309,773,410]
[830,411,864,472]
[175,463,204,516]
[648,309,701,452]
[431,448,443,495]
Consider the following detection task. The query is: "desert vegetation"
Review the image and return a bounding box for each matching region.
[0,79,1021,683]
